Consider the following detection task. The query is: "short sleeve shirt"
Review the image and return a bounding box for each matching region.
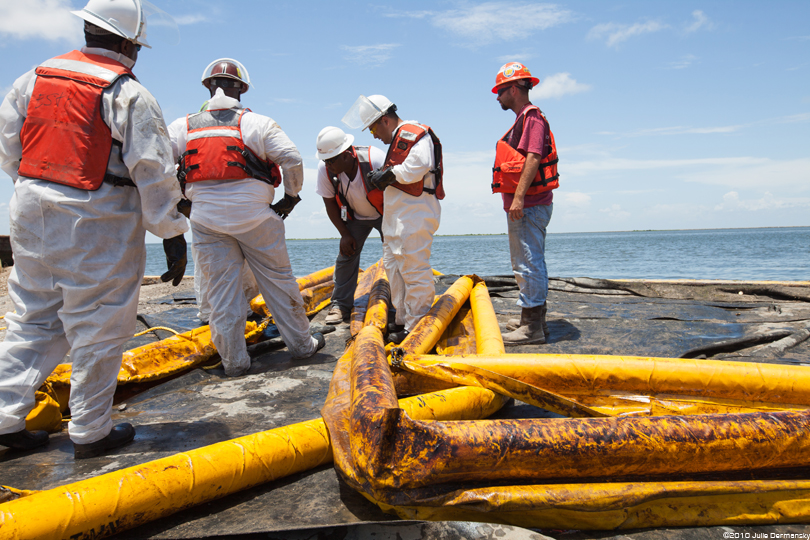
[315,145,386,220]
[502,103,554,210]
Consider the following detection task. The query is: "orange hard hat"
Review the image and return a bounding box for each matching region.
[492,62,540,94]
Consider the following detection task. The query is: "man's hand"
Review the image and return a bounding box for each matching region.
[367,166,396,191]
[161,234,187,287]
[177,199,192,219]
[339,234,357,256]
[508,196,525,221]
[270,193,301,220]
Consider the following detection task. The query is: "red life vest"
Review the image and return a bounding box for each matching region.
[383,123,445,200]
[180,107,280,187]
[18,50,134,190]
[491,105,559,195]
[331,146,384,219]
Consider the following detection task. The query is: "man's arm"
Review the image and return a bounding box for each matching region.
[508,152,543,221]
[323,197,357,256]
[0,71,36,181]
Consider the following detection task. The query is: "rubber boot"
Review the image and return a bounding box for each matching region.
[506,303,549,338]
[73,423,136,459]
[0,429,49,450]
[503,305,546,345]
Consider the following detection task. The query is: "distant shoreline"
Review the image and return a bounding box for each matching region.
[144,225,809,244]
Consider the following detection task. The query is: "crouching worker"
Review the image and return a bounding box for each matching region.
[0,0,188,458]
[315,127,385,325]
[342,95,444,344]
[168,58,324,377]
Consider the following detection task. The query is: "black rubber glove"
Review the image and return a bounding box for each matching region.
[161,234,187,287]
[177,199,192,219]
[367,166,396,191]
[270,193,301,220]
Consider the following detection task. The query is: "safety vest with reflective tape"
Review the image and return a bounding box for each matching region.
[383,123,445,200]
[331,146,384,219]
[492,105,559,195]
[18,50,134,190]
[180,107,280,187]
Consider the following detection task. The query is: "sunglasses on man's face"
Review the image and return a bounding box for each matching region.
[497,85,515,97]
[210,79,242,89]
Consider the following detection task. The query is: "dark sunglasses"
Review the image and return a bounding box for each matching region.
[324,154,342,165]
[135,44,142,52]
[496,85,515,97]
[209,78,243,89]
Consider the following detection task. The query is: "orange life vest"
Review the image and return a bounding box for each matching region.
[331,146,384,219]
[491,105,559,195]
[18,50,134,190]
[383,123,445,200]
[180,107,280,187]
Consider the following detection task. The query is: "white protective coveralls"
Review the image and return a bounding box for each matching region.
[383,121,441,331]
[168,89,317,376]
[0,47,188,444]
[193,244,258,324]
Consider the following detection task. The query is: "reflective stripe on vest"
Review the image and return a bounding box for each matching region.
[331,146,384,219]
[181,108,281,187]
[491,105,559,195]
[383,123,445,200]
[18,50,134,190]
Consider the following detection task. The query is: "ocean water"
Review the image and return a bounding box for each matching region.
[145,226,810,282]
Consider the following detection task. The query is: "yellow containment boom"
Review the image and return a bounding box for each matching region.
[0,386,506,540]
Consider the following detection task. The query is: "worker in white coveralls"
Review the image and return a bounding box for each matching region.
[342,96,444,344]
[168,58,324,377]
[0,0,188,458]
[314,126,385,325]
[176,107,260,326]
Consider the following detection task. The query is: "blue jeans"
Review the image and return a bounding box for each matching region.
[507,203,553,308]
[331,217,383,312]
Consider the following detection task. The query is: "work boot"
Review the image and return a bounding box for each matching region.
[314,332,326,352]
[506,304,549,337]
[324,305,349,325]
[73,423,135,459]
[388,322,405,334]
[502,305,546,346]
[0,429,49,451]
[387,329,409,345]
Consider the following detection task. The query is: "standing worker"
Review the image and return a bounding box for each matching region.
[0,0,189,458]
[342,96,444,344]
[314,126,385,325]
[168,58,324,377]
[491,62,560,345]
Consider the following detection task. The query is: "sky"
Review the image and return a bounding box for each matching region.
[0,0,808,242]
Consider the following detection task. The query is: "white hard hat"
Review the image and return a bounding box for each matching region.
[72,0,152,48]
[201,58,252,93]
[341,94,396,131]
[316,127,354,161]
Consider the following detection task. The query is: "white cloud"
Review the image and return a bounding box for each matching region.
[382,10,434,19]
[497,53,534,63]
[174,14,208,26]
[588,20,667,48]
[432,3,573,44]
[556,191,591,209]
[341,44,400,66]
[599,124,746,137]
[667,54,698,70]
[714,191,810,212]
[0,0,80,42]
[685,10,712,33]
[531,72,591,100]
[565,156,810,192]
[599,204,631,220]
